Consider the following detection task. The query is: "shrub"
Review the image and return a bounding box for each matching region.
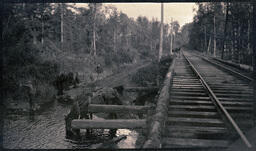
[131,63,158,86]
[131,56,173,86]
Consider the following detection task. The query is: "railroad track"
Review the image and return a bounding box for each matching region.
[162,51,254,149]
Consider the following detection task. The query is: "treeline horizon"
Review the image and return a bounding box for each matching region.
[2,3,184,102]
[185,2,255,66]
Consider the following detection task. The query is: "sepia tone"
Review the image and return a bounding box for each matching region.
[1,2,256,150]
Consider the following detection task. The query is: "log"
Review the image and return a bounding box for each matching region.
[143,57,176,148]
[71,119,146,129]
[163,138,229,148]
[124,87,159,92]
[88,104,152,114]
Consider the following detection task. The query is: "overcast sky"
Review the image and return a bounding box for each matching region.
[74,3,197,27]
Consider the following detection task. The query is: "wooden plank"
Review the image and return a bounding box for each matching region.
[214,88,253,93]
[173,78,200,81]
[203,57,253,81]
[170,96,210,100]
[172,85,203,88]
[173,82,202,85]
[218,97,253,102]
[163,138,229,148]
[221,101,253,106]
[171,89,205,92]
[209,83,249,87]
[163,130,229,139]
[167,117,224,125]
[88,104,151,113]
[173,80,199,82]
[209,85,252,89]
[224,106,253,112]
[168,110,219,118]
[166,125,228,133]
[170,100,212,105]
[211,87,253,91]
[170,92,207,96]
[213,90,253,94]
[214,93,253,98]
[173,84,203,87]
[183,53,253,148]
[71,119,146,129]
[168,105,216,111]
[171,88,205,91]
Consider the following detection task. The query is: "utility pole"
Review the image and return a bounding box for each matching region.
[158,3,164,62]
[213,15,216,57]
[157,3,164,87]
[170,18,173,55]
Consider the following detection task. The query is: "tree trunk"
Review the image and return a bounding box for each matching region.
[92,3,97,56]
[207,37,211,55]
[70,23,74,52]
[61,4,64,47]
[126,33,129,48]
[222,2,229,59]
[247,4,252,66]
[213,15,216,57]
[113,29,116,53]
[150,39,153,51]
[232,20,239,63]
[170,18,173,55]
[204,25,207,52]
[252,2,256,126]
[31,16,37,45]
[32,31,37,45]
[231,4,239,63]
[41,18,44,45]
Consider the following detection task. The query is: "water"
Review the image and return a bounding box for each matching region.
[116,129,139,148]
[3,101,140,149]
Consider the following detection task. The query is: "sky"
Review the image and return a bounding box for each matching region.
[74,3,197,28]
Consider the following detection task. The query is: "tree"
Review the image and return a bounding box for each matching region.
[252,2,256,76]
[88,3,102,57]
[252,2,256,125]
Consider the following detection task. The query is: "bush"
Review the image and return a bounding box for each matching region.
[2,22,60,102]
[131,56,173,86]
[131,63,158,86]
[35,82,57,103]
[104,53,113,66]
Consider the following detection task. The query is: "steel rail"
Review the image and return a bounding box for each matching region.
[193,53,253,82]
[182,51,252,148]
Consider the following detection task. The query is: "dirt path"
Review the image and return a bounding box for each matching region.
[63,61,151,103]
[90,61,152,88]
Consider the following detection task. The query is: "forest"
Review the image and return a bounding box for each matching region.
[185,2,255,68]
[2,2,256,106]
[2,3,182,104]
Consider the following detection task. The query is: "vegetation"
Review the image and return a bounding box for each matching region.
[183,2,255,66]
[131,56,173,87]
[2,3,181,105]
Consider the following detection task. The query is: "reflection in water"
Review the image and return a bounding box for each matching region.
[3,101,140,149]
[116,129,139,148]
